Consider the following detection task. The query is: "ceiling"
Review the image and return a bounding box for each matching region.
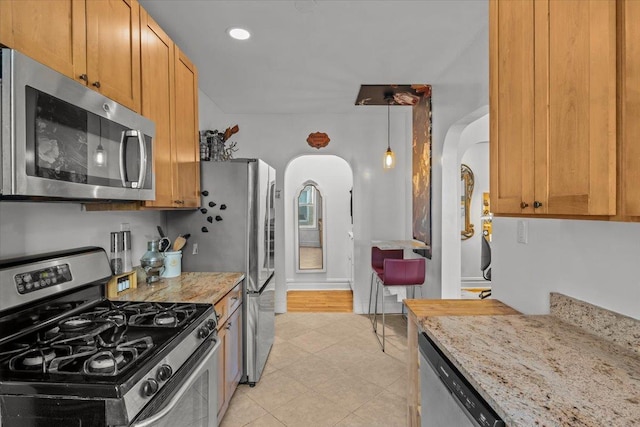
[139,0,488,114]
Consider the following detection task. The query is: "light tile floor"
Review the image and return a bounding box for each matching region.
[220,312,408,427]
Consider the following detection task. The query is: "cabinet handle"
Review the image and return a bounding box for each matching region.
[226,322,232,330]
[231,296,238,301]
[78,74,88,82]
[533,201,543,208]
[92,81,101,88]
[216,313,221,320]
[520,202,529,209]
[174,200,184,205]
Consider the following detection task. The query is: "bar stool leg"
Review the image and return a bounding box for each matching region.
[373,275,380,332]
[368,272,375,323]
[381,284,386,352]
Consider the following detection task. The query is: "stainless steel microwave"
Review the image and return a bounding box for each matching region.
[0,49,155,201]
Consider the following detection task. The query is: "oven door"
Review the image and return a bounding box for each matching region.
[131,338,220,427]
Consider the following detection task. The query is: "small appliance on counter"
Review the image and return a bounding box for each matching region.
[0,247,220,426]
[140,239,165,283]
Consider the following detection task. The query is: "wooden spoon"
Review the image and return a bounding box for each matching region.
[173,235,187,252]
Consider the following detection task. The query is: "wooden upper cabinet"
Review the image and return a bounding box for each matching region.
[86,0,141,112]
[490,0,617,217]
[173,48,200,208]
[619,0,640,217]
[489,0,535,215]
[141,24,200,209]
[141,9,175,208]
[0,0,87,82]
[0,0,141,112]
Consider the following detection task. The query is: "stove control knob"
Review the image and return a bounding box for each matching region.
[142,378,159,397]
[206,319,216,330]
[199,326,210,339]
[157,364,173,382]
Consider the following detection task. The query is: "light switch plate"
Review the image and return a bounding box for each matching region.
[517,220,528,244]
[192,243,199,255]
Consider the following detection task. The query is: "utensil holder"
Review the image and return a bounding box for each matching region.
[161,251,182,278]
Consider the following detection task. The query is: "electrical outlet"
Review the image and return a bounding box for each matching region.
[517,220,528,244]
[192,243,198,255]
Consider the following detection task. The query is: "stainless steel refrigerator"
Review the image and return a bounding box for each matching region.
[166,159,276,385]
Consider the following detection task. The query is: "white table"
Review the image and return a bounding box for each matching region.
[371,240,430,251]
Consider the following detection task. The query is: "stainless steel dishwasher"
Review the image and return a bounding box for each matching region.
[419,332,505,427]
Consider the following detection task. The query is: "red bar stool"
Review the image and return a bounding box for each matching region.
[368,247,403,324]
[372,257,425,351]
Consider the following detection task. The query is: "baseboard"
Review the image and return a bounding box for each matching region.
[286,278,351,291]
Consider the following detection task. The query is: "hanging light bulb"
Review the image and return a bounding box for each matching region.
[383,96,395,169]
[94,142,107,167]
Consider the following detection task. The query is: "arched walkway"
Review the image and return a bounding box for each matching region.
[441,105,489,298]
[283,155,354,305]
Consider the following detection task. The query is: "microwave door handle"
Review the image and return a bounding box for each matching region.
[119,131,128,187]
[118,130,147,189]
[136,130,147,189]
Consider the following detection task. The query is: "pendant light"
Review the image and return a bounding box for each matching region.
[94,142,107,167]
[383,95,395,169]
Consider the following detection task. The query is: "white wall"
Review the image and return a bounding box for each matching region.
[284,155,353,290]
[0,202,163,264]
[492,218,640,319]
[197,105,412,313]
[460,142,489,281]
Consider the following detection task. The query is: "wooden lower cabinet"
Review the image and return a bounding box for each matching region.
[217,305,242,419]
[216,283,243,420]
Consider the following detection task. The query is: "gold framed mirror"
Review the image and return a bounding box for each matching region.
[461,164,474,240]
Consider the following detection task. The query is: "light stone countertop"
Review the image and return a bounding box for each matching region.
[113,272,244,304]
[421,313,640,426]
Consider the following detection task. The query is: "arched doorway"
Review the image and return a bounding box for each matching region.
[284,155,354,310]
[441,105,489,298]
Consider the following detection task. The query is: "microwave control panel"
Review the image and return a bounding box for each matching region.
[14,264,72,294]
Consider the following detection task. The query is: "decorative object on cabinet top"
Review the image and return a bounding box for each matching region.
[199,125,239,161]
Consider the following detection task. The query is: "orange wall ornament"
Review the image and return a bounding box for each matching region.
[306,132,330,149]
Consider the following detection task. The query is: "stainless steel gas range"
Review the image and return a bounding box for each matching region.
[0,247,220,427]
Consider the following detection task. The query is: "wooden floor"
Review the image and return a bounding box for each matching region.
[287,290,353,312]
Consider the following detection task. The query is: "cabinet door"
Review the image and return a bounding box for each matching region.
[140,10,176,208]
[619,0,640,216]
[534,0,616,215]
[86,0,141,112]
[225,306,243,402]
[489,0,535,215]
[0,0,86,83]
[216,323,227,416]
[174,48,201,208]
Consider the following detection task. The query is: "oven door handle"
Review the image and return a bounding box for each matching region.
[131,338,220,427]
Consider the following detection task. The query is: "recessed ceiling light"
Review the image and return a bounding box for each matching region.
[228,28,251,41]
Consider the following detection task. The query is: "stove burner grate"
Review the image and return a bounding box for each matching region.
[128,303,197,328]
[9,345,74,373]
